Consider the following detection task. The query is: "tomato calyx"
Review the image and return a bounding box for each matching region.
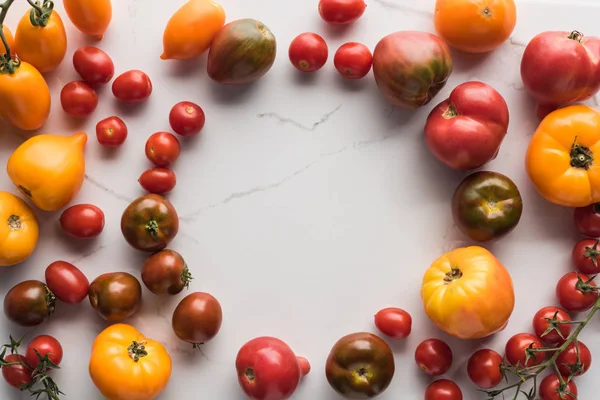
[146,220,160,239]
[243,367,255,383]
[568,30,584,43]
[442,104,459,119]
[7,214,22,231]
[27,0,54,27]
[583,239,600,266]
[443,267,463,283]
[181,264,194,290]
[127,340,149,362]
[44,284,57,317]
[574,273,598,293]
[351,365,373,383]
[560,341,586,377]
[570,137,594,169]
[540,311,570,342]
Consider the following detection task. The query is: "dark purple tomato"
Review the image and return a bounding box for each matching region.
[3,280,55,327]
[88,272,142,322]
[142,249,192,295]
[172,292,223,345]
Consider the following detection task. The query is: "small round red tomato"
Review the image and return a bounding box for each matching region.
[169,101,206,137]
[139,168,177,194]
[145,132,181,167]
[467,349,503,389]
[25,335,63,370]
[318,0,367,25]
[572,239,600,274]
[556,272,599,312]
[334,42,372,79]
[2,354,32,388]
[415,339,452,376]
[289,33,328,72]
[532,306,571,345]
[374,307,412,339]
[539,374,578,400]
[73,46,115,85]
[505,333,545,368]
[45,261,90,304]
[96,116,128,147]
[556,341,592,377]
[574,203,600,237]
[112,70,153,103]
[425,379,463,400]
[60,81,98,118]
[59,204,105,239]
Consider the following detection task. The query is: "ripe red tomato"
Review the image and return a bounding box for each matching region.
[289,33,328,72]
[505,333,545,368]
[25,335,63,370]
[169,101,206,137]
[572,239,600,274]
[373,307,412,339]
[556,272,599,312]
[415,339,452,376]
[139,168,177,194]
[318,0,367,24]
[59,204,105,239]
[532,306,572,345]
[424,379,463,400]
[73,46,115,85]
[467,349,503,389]
[45,260,90,304]
[2,354,32,388]
[145,132,181,167]
[539,374,577,400]
[556,341,592,377]
[60,81,98,118]
[96,116,128,147]
[112,70,153,103]
[334,42,372,79]
[574,203,600,237]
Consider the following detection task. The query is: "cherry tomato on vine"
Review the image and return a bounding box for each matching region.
[60,204,105,239]
[45,261,90,304]
[505,333,545,368]
[556,272,599,312]
[60,81,98,118]
[574,203,600,237]
[424,379,463,400]
[374,307,412,339]
[25,335,63,371]
[112,70,153,103]
[334,42,373,79]
[318,0,367,25]
[96,116,128,147]
[467,349,504,389]
[2,354,32,388]
[145,132,181,167]
[289,33,328,72]
[73,46,115,85]
[169,101,206,137]
[539,374,577,400]
[138,168,177,194]
[556,341,592,377]
[415,339,452,376]
[532,306,572,345]
[572,239,600,274]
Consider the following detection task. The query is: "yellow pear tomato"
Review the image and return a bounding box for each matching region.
[0,192,39,267]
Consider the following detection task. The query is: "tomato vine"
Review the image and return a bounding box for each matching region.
[0,0,19,74]
[26,0,54,28]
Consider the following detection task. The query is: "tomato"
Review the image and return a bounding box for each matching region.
[373,307,412,339]
[556,341,592,377]
[63,0,112,39]
[112,70,152,103]
[421,246,515,339]
[539,374,578,400]
[505,333,545,368]
[3,280,55,327]
[145,132,181,167]
[73,46,115,85]
[572,239,600,274]
[434,0,516,54]
[59,204,105,239]
[139,168,177,194]
[288,33,328,72]
[169,101,206,137]
[318,0,367,24]
[415,339,453,376]
[141,250,192,295]
[96,116,128,146]
[424,379,463,400]
[556,272,599,312]
[2,25,15,56]
[60,81,98,118]
[2,354,32,388]
[45,261,90,304]
[574,203,600,237]
[88,272,142,322]
[467,349,503,389]
[121,194,179,252]
[0,191,39,267]
[333,42,372,79]
[172,292,223,345]
[532,306,572,345]
[89,324,172,400]
[25,335,63,371]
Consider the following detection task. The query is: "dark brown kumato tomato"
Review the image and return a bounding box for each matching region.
[3,280,56,327]
[121,194,179,252]
[172,292,223,346]
[88,272,142,322]
[142,249,192,295]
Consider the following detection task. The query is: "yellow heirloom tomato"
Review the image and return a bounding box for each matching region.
[0,192,39,267]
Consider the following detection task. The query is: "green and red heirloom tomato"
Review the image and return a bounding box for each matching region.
[372,31,452,109]
[451,171,523,242]
[572,239,600,274]
[414,338,452,376]
[424,379,463,400]
[121,194,179,252]
[325,332,395,399]
[45,261,90,304]
[207,19,277,85]
[574,203,600,237]
[88,272,142,321]
[539,374,578,400]
[467,349,504,389]
[141,249,192,295]
[3,280,55,327]
[172,292,223,345]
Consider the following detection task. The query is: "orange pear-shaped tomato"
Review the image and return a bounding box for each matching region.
[63,0,112,39]
[7,132,87,212]
[2,25,15,55]
[0,191,39,267]
[161,0,226,60]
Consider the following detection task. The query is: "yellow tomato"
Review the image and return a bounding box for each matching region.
[7,132,87,212]
[421,246,515,339]
[2,25,15,55]
[89,324,172,400]
[0,192,39,267]
[63,0,112,39]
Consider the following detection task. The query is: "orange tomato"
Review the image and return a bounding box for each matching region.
[2,25,15,55]
[0,191,39,267]
[89,324,172,400]
[434,0,517,54]
[63,0,112,39]
[421,246,515,339]
[526,105,600,207]
[161,0,226,60]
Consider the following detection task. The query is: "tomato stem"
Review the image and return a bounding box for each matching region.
[570,136,594,170]
[146,220,160,239]
[443,267,463,283]
[442,104,459,119]
[127,341,148,362]
[181,264,193,289]
[0,0,18,71]
[583,239,600,267]
[27,0,54,28]
[568,30,584,42]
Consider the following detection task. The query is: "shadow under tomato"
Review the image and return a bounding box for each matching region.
[333,73,373,92]
[291,69,321,85]
[208,80,261,105]
[165,53,208,79]
[320,21,356,40]
[114,98,152,117]
[449,48,493,73]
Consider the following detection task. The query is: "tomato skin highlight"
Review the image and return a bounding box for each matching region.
[289,33,329,72]
[60,81,99,118]
[96,116,128,146]
[574,203,600,237]
[45,261,90,304]
[415,339,453,376]
[556,272,599,312]
[556,341,592,377]
[25,335,63,370]
[60,204,105,239]
[532,306,571,345]
[539,374,578,400]
[424,379,463,400]
[373,307,412,339]
[145,132,181,167]
[2,354,33,388]
[169,101,206,137]
[112,70,153,103]
[138,168,177,194]
[73,46,115,85]
[467,349,504,389]
[505,333,545,368]
[334,42,373,79]
[318,0,367,24]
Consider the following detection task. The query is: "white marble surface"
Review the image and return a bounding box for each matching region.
[1,0,600,399]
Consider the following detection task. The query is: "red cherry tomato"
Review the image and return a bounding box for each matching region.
[138,168,177,194]
[145,132,181,167]
[112,70,153,103]
[25,335,63,371]
[556,341,592,377]
[45,260,90,304]
[73,46,115,85]
[59,204,105,239]
[169,101,206,137]
[2,354,32,388]
[574,203,600,237]
[539,374,577,400]
[334,42,372,79]
[424,379,463,400]
[60,81,98,118]
[96,116,128,147]
[318,0,367,25]
[532,306,572,345]
[289,33,328,72]
[505,333,545,368]
[556,272,599,312]
[572,239,600,274]
[373,307,412,339]
[467,349,504,389]
[415,338,452,376]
